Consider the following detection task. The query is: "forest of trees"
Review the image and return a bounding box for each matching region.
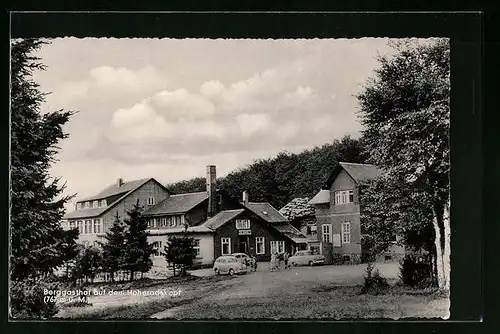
[167,135,367,210]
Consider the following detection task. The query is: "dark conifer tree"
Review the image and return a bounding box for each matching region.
[100,212,126,282]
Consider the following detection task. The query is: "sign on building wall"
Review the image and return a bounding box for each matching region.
[235,219,251,229]
[332,234,341,247]
[238,229,251,235]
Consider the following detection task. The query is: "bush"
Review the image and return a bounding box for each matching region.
[399,255,433,288]
[360,263,390,295]
[10,277,60,319]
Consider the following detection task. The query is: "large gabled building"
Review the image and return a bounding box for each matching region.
[308,162,405,264]
[63,165,308,270]
[62,177,170,246]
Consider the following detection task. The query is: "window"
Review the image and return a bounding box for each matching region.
[322,224,331,243]
[85,202,90,209]
[147,197,155,206]
[84,220,92,234]
[193,239,201,257]
[255,237,265,254]
[69,221,76,230]
[307,223,317,236]
[334,190,354,205]
[221,237,231,255]
[235,219,250,229]
[99,200,106,207]
[78,202,85,210]
[92,200,99,208]
[93,219,101,234]
[77,220,83,234]
[151,241,163,256]
[270,240,285,254]
[156,217,166,227]
[348,190,354,203]
[342,222,351,244]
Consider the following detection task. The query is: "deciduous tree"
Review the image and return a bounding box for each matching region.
[357,39,450,289]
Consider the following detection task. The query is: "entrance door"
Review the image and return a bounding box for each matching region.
[238,236,248,253]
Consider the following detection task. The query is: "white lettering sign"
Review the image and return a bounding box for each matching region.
[238,229,251,235]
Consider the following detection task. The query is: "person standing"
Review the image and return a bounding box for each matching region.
[284,252,290,269]
[251,255,257,272]
[270,252,277,271]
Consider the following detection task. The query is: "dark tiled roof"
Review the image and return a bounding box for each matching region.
[148,226,213,234]
[339,162,383,183]
[63,178,155,220]
[201,209,245,230]
[308,190,330,205]
[279,197,315,221]
[244,202,287,223]
[79,178,151,202]
[272,222,308,244]
[143,192,207,216]
[63,208,107,220]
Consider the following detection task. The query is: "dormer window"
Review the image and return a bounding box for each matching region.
[147,197,155,206]
[84,202,90,209]
[92,200,99,208]
[99,199,106,207]
[334,190,354,205]
[78,203,85,210]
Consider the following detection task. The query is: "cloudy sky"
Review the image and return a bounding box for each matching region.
[32,37,400,210]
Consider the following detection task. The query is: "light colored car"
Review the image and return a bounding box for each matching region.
[289,250,325,266]
[232,253,252,266]
[213,255,248,275]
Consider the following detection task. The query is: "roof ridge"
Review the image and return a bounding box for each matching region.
[170,191,207,197]
[339,161,376,166]
[220,208,245,213]
[79,177,153,202]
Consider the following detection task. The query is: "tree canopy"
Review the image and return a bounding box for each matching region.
[167,135,367,209]
[357,39,450,288]
[10,38,77,280]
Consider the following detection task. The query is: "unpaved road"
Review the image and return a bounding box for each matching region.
[150,263,449,320]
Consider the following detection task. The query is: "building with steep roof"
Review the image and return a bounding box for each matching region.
[308,162,404,264]
[62,166,308,268]
[279,197,319,252]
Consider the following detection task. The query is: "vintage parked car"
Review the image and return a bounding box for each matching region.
[213,255,248,275]
[289,250,325,266]
[232,253,252,266]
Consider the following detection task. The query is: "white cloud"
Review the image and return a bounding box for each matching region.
[276,121,301,140]
[89,65,162,92]
[200,80,226,98]
[309,115,334,133]
[152,89,215,120]
[235,113,271,137]
[284,86,315,105]
[33,37,413,205]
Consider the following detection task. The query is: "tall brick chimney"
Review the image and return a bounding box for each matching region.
[206,165,217,218]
